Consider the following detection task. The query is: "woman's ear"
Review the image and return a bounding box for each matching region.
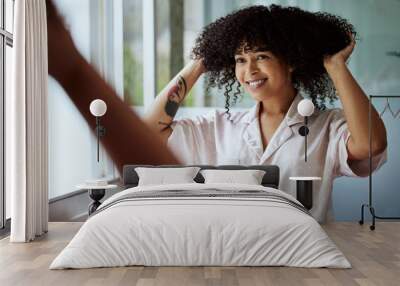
[289,66,295,73]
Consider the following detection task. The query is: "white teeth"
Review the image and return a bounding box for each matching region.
[248,79,266,87]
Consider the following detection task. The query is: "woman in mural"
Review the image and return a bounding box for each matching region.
[145,5,388,222]
[47,2,387,222]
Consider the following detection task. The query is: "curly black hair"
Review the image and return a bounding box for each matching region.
[191,5,356,115]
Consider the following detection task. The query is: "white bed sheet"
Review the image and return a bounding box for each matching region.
[50,183,350,269]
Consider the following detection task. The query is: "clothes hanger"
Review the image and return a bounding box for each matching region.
[379,98,400,119]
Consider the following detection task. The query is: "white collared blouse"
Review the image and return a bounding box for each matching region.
[167,94,387,222]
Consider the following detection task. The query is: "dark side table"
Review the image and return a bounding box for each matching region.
[76,184,117,215]
[289,177,321,210]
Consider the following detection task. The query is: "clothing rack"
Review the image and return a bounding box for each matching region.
[359,95,400,230]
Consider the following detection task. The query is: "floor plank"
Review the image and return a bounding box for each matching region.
[0,222,399,286]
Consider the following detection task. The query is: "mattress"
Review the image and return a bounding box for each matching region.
[50,183,350,269]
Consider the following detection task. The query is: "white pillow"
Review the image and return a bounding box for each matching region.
[200,169,266,185]
[135,167,201,186]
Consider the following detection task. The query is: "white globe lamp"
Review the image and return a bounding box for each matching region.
[89,99,107,162]
[297,98,315,162]
[90,99,107,117]
[297,98,315,117]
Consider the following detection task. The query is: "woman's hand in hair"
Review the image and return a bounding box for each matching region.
[323,34,356,71]
[323,33,387,161]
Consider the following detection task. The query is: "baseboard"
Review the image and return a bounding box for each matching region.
[71,212,89,222]
[49,187,121,222]
[0,218,11,239]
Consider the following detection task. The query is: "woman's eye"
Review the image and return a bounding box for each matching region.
[257,54,270,60]
[235,58,245,64]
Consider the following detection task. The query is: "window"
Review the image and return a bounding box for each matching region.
[123,0,143,106]
[1,0,14,229]
[122,0,273,111]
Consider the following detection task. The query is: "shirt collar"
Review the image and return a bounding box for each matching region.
[243,93,306,126]
[284,93,305,126]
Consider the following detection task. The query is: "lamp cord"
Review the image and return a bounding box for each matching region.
[96,117,100,162]
[305,117,308,162]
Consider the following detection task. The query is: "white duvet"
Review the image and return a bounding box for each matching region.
[50,183,350,269]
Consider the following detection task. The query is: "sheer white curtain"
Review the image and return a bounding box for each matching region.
[6,0,48,242]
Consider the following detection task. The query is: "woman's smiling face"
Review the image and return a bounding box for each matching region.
[234,48,294,101]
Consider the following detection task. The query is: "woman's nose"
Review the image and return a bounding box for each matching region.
[247,60,259,75]
[250,69,259,75]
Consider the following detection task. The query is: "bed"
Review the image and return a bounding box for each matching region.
[50,165,350,269]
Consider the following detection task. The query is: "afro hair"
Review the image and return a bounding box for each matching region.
[191,5,356,114]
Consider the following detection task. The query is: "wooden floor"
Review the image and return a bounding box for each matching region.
[0,222,399,286]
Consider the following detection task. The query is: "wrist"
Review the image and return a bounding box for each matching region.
[324,59,347,74]
[192,58,206,74]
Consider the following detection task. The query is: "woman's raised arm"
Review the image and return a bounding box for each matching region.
[324,37,387,161]
[143,60,205,143]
